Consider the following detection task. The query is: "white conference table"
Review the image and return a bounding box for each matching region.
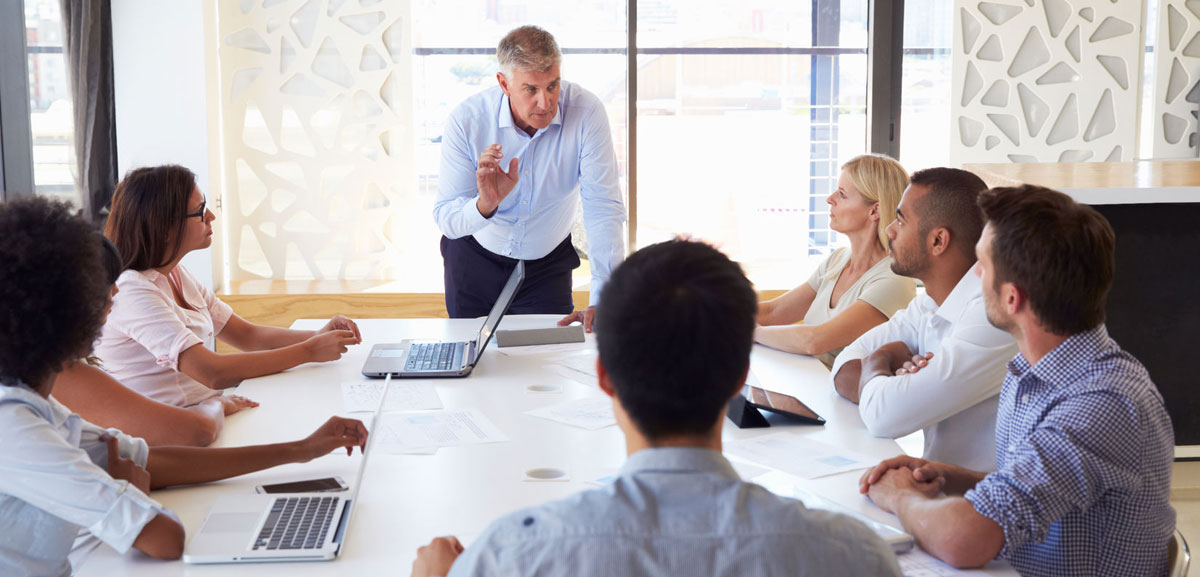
[78,315,1014,576]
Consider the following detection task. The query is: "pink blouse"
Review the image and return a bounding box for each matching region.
[96,266,233,407]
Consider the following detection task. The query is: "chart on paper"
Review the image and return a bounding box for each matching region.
[374,409,509,455]
[523,396,615,430]
[341,381,443,413]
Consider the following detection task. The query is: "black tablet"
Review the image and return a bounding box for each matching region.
[740,385,825,425]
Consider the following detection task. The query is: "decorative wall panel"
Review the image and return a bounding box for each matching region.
[1153,0,1200,158]
[216,0,414,281]
[951,0,1145,164]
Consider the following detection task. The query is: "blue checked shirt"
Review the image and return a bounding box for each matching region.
[964,325,1175,577]
[448,447,903,577]
[433,81,627,304]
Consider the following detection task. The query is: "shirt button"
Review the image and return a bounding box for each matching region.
[1020,394,1030,404]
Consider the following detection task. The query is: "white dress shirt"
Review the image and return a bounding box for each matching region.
[97,266,232,407]
[0,384,169,577]
[432,81,627,303]
[831,270,1017,471]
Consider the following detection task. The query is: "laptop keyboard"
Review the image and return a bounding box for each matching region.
[405,342,464,372]
[253,496,338,551]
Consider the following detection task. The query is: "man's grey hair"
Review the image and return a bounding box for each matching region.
[497,25,561,77]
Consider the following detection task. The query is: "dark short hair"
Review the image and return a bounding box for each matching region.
[909,167,988,258]
[105,164,197,271]
[596,240,757,440]
[100,236,122,285]
[0,198,110,388]
[978,185,1115,335]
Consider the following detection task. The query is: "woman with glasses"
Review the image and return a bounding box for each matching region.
[51,236,257,446]
[96,165,362,409]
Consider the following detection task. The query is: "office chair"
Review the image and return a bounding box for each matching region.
[1170,528,1191,577]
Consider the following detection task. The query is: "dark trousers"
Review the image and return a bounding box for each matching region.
[441,235,580,318]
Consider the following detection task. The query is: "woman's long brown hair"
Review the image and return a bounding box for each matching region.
[105,165,198,271]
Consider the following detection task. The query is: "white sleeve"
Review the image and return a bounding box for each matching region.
[0,404,167,554]
[856,303,1016,438]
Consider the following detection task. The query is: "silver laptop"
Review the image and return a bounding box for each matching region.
[362,260,525,378]
[182,374,391,564]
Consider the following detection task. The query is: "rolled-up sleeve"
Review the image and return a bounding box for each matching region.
[576,101,627,305]
[1,406,167,554]
[857,311,1013,438]
[109,277,204,371]
[434,113,492,239]
[964,392,1141,557]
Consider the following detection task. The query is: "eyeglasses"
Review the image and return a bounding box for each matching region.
[185,200,206,220]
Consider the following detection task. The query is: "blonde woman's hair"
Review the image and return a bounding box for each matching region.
[840,153,909,251]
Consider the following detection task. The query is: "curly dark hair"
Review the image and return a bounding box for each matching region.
[0,197,110,389]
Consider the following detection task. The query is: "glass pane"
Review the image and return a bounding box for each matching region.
[24,0,78,206]
[411,1,628,292]
[636,0,869,289]
[899,0,953,172]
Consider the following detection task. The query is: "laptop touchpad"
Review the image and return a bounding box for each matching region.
[200,513,260,534]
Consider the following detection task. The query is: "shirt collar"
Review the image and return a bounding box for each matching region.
[933,268,981,324]
[1027,324,1111,386]
[620,447,739,479]
[1,383,75,431]
[496,89,565,134]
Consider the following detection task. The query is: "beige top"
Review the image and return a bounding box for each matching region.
[804,248,916,367]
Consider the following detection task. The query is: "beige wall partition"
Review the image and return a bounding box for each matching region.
[212,0,425,290]
[951,0,1145,164]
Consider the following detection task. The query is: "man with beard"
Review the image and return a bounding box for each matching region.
[858,185,1175,576]
[831,168,1017,472]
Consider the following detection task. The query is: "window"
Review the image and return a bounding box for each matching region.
[899,0,953,172]
[636,0,869,288]
[24,0,78,206]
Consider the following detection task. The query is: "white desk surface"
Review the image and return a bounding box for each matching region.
[77,315,1015,576]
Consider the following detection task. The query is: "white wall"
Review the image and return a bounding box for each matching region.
[111,0,214,289]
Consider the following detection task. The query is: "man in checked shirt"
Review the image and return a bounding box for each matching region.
[859,184,1175,576]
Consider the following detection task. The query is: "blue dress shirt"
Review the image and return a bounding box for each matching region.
[433,81,626,304]
[448,447,903,576]
[964,325,1175,577]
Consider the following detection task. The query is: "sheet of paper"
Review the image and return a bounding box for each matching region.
[497,342,590,356]
[541,364,597,387]
[898,549,989,576]
[725,431,877,480]
[341,381,443,413]
[729,460,771,480]
[374,409,508,455]
[539,350,600,386]
[523,396,615,430]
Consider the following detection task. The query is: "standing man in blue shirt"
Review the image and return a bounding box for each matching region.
[410,240,904,577]
[433,25,626,331]
[859,185,1175,576]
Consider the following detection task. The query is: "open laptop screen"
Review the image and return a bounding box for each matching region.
[474,260,525,359]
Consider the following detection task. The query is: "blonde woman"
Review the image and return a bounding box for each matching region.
[756,154,916,367]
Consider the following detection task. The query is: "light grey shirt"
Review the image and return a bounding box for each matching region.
[448,447,903,577]
[0,384,168,577]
